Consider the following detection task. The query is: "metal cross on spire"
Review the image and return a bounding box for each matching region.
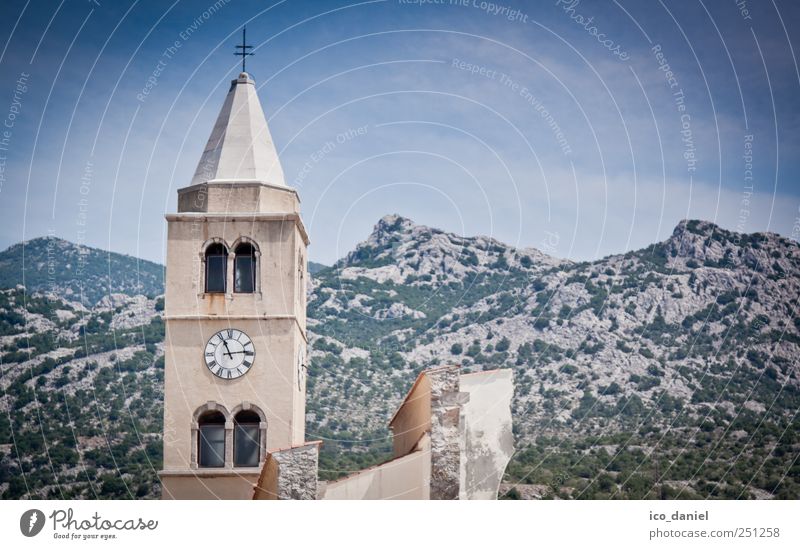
[234,25,254,73]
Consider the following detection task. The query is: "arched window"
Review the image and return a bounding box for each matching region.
[233,410,261,467]
[205,243,228,293]
[234,242,257,293]
[197,411,226,467]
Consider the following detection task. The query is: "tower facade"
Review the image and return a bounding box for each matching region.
[159,72,309,499]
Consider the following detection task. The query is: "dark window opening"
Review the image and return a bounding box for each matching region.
[234,243,256,294]
[205,243,227,293]
[234,410,260,467]
[198,411,226,467]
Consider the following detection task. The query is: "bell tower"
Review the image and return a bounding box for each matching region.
[159,70,309,499]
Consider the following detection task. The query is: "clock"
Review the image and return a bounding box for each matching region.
[205,329,254,380]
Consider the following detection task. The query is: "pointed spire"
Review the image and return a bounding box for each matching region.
[191,72,286,187]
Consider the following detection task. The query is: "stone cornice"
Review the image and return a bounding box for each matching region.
[165,314,308,342]
[158,468,262,478]
[177,179,299,198]
[164,211,310,245]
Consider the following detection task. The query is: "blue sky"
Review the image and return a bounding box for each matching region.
[0,0,799,265]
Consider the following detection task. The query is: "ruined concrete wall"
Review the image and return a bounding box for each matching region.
[321,435,430,500]
[389,374,431,458]
[427,366,467,500]
[253,443,319,499]
[308,365,512,501]
[252,455,279,500]
[459,369,515,500]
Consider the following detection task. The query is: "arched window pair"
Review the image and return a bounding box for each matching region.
[204,240,258,294]
[194,404,265,468]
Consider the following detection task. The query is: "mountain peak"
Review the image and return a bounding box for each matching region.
[669,218,788,244]
[331,214,563,286]
[1,235,70,254]
[654,218,799,274]
[672,219,720,237]
[373,214,415,236]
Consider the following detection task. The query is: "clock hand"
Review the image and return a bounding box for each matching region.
[221,340,233,359]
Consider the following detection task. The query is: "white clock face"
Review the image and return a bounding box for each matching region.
[205,329,254,380]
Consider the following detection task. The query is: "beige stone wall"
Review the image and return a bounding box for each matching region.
[161,472,260,500]
[321,435,431,500]
[161,187,309,498]
[258,185,300,214]
[164,218,305,318]
[162,318,305,471]
[177,182,300,215]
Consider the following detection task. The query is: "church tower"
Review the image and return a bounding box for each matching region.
[159,71,309,499]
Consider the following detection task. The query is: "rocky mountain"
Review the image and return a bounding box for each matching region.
[0,237,163,305]
[0,285,164,499]
[308,215,800,498]
[1,217,798,499]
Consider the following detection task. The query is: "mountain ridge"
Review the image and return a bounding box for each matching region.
[0,236,163,305]
[1,216,798,499]
[4,215,792,285]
